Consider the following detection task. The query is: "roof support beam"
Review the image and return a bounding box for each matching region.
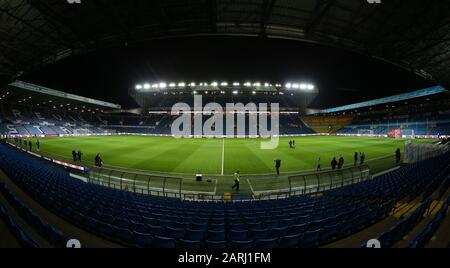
[208,0,217,33]
[304,0,336,38]
[260,0,276,37]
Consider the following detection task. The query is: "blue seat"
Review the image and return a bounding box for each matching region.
[100,214,115,224]
[142,216,157,226]
[165,227,185,239]
[269,227,289,238]
[133,232,153,247]
[299,229,321,248]
[210,223,225,231]
[114,218,130,229]
[320,224,338,243]
[131,222,148,233]
[255,238,278,248]
[157,219,172,228]
[205,240,226,249]
[99,222,114,237]
[114,227,133,242]
[249,228,269,240]
[246,222,262,229]
[153,235,177,248]
[264,220,278,229]
[230,240,254,249]
[229,230,248,241]
[289,223,308,235]
[178,239,202,249]
[185,229,206,241]
[279,234,301,248]
[228,223,245,231]
[208,230,226,241]
[147,225,165,236]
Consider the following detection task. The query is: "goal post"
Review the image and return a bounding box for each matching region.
[400,129,415,138]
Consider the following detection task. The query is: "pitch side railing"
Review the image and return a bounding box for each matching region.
[286,165,371,197]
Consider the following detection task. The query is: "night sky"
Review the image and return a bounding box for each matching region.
[21,36,434,109]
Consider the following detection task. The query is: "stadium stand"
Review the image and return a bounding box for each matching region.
[1,142,449,248]
[302,115,354,134]
[0,203,39,248]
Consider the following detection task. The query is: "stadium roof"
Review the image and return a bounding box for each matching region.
[0,0,450,89]
[320,85,448,114]
[1,80,121,111]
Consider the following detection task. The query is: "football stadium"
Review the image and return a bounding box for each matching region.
[0,0,450,253]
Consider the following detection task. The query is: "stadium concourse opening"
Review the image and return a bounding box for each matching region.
[1,0,450,253]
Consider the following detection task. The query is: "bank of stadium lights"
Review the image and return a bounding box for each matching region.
[233,82,240,87]
[232,90,239,95]
[285,83,315,91]
[220,82,228,86]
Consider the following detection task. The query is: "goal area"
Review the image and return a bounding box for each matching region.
[358,129,374,135]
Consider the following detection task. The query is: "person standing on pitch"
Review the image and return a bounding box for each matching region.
[395,148,401,165]
[29,140,32,152]
[232,170,241,191]
[72,150,77,162]
[36,139,40,151]
[354,152,359,166]
[360,152,366,165]
[77,149,83,163]
[331,157,338,170]
[289,140,292,149]
[338,155,344,169]
[275,159,282,176]
[317,157,322,172]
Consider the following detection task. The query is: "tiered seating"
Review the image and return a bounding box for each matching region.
[303,115,353,134]
[0,203,39,248]
[1,143,449,248]
[0,182,70,248]
[410,200,449,248]
[337,112,450,136]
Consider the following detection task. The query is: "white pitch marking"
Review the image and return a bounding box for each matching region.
[221,138,225,176]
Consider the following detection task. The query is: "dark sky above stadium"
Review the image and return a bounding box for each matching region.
[22,36,434,109]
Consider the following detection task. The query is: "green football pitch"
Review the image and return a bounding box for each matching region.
[28,135,434,195]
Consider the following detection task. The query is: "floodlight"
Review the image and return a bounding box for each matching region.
[169,83,176,88]
[135,85,143,90]
[211,82,218,87]
[252,91,257,95]
[253,82,261,87]
[143,83,151,89]
[285,83,292,89]
[178,82,186,87]
[307,84,315,90]
[233,82,240,86]
[159,82,167,89]
[220,82,228,86]
[293,84,300,89]
[193,91,198,94]
[244,82,252,87]
[189,82,196,87]
[151,84,159,89]
[232,90,239,95]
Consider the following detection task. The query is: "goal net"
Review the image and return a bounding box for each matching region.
[358,129,374,136]
[400,129,415,138]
